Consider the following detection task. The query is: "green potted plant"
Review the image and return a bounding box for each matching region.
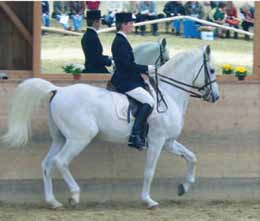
[235,66,247,80]
[222,64,234,75]
[62,64,84,80]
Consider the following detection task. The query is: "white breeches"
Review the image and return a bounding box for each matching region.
[126,87,155,107]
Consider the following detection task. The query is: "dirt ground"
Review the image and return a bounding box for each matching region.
[0,200,259,221]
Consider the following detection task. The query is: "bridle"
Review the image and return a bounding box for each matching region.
[151,51,217,113]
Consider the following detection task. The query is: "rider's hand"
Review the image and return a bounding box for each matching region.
[148,65,156,77]
[109,56,114,66]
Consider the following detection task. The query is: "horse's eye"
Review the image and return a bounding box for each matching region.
[210,68,215,74]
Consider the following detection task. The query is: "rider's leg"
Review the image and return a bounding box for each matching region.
[126,87,154,150]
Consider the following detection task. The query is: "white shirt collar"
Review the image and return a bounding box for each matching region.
[117,31,128,40]
[88,27,97,33]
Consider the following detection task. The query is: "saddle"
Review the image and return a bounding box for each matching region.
[106,80,153,123]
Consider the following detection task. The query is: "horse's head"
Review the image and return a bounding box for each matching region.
[192,45,220,103]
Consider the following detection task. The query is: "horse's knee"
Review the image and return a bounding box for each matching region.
[54,157,67,171]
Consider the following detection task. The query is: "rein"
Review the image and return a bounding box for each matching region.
[151,44,168,113]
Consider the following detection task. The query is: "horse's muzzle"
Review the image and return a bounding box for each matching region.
[212,94,219,103]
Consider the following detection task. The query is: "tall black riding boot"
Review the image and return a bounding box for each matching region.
[128,104,153,150]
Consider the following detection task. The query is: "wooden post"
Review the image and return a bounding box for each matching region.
[254,2,260,79]
[33,1,41,77]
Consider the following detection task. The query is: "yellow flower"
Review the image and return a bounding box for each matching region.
[222,64,234,71]
[235,66,247,73]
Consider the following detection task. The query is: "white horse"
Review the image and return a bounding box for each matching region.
[134,38,170,66]
[3,45,219,209]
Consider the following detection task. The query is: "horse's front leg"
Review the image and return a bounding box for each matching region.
[165,140,197,196]
[141,137,165,209]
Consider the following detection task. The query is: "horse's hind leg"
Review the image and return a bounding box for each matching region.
[165,140,197,196]
[54,125,98,207]
[41,114,65,208]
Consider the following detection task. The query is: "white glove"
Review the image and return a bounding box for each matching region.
[108,56,114,66]
[148,65,156,77]
[111,59,115,66]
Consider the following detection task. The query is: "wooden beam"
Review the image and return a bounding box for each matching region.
[0,2,32,46]
[0,70,32,79]
[33,1,41,77]
[254,2,260,78]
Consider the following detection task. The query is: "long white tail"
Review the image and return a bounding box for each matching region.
[2,78,58,147]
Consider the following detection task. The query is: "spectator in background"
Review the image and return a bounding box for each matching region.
[135,1,162,36]
[183,1,204,38]
[103,2,124,27]
[86,1,100,11]
[69,1,85,32]
[207,2,227,38]
[53,1,71,30]
[240,3,255,40]
[163,1,185,35]
[210,1,220,9]
[123,1,138,14]
[42,1,50,35]
[184,1,204,19]
[225,1,239,39]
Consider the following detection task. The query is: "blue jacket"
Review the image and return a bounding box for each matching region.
[111,33,148,93]
[81,28,112,73]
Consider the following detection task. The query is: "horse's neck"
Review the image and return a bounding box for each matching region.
[162,76,191,116]
[160,59,199,116]
[134,44,159,65]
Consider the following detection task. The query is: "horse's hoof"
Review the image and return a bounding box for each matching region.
[51,205,64,210]
[145,201,159,210]
[148,204,159,210]
[68,197,79,208]
[178,184,186,196]
[48,201,63,210]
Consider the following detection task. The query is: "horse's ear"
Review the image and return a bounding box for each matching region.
[206,45,211,55]
[160,38,167,48]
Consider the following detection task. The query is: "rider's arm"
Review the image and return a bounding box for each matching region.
[114,40,148,75]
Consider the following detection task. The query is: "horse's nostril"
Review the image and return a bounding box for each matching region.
[213,95,219,102]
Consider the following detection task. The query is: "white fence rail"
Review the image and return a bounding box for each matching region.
[42,15,254,37]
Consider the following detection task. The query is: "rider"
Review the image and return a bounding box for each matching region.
[81,10,112,73]
[111,12,156,150]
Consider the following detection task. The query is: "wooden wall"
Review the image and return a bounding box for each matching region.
[0,1,33,70]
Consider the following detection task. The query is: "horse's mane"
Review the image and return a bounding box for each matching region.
[134,42,159,54]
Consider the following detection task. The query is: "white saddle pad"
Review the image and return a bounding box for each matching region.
[111,92,134,121]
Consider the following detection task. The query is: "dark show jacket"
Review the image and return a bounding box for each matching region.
[81,28,111,73]
[111,33,148,93]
